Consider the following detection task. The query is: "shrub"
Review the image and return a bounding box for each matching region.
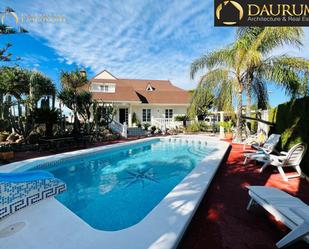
[272,97,309,175]
[28,133,41,144]
[143,123,151,130]
[174,115,189,126]
[198,121,209,132]
[0,144,13,152]
[0,131,10,142]
[185,122,201,133]
[0,119,11,132]
[150,126,156,134]
[219,120,233,133]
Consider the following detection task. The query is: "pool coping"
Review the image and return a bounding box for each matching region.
[0,135,231,249]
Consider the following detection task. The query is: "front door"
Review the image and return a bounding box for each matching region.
[119,108,128,124]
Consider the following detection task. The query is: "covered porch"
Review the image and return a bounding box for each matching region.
[113,103,188,129]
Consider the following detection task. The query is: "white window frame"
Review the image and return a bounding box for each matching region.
[142,109,151,122]
[146,83,154,92]
[90,83,116,93]
[165,109,173,119]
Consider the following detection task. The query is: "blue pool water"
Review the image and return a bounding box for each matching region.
[34,139,215,231]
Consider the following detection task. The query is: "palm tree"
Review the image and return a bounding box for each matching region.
[29,71,56,111]
[0,67,31,117]
[0,67,56,141]
[191,27,309,141]
[191,45,249,141]
[235,27,309,120]
[59,69,88,134]
[188,84,215,119]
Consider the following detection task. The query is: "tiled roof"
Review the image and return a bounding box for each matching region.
[81,77,191,104]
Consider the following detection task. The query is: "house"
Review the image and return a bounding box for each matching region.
[79,70,191,131]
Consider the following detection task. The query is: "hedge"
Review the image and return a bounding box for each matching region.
[271,96,309,175]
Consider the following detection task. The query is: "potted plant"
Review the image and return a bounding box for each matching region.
[219,120,233,140]
[0,144,14,160]
[150,125,157,134]
[175,115,189,127]
[143,123,151,131]
[131,112,139,127]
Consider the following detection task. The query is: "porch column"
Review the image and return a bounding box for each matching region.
[219,111,225,139]
[128,104,132,127]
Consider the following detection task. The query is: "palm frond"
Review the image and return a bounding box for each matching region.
[190,47,234,79]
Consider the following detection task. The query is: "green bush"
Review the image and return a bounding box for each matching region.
[0,119,11,132]
[198,121,209,132]
[219,120,233,132]
[132,112,140,126]
[28,133,41,144]
[150,126,156,134]
[0,131,10,142]
[143,123,151,130]
[0,144,13,152]
[185,122,201,133]
[273,96,309,175]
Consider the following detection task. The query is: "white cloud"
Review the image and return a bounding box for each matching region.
[4,0,236,89]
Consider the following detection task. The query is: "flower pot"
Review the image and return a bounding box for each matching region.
[224,132,233,140]
[0,151,14,160]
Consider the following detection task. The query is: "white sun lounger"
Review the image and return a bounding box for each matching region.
[260,143,307,181]
[243,134,281,165]
[242,128,267,151]
[247,186,309,248]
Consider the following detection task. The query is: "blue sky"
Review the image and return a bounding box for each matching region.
[1,0,309,108]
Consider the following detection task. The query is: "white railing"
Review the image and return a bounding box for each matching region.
[151,118,183,130]
[109,120,127,138]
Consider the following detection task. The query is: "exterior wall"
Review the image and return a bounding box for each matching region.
[96,102,188,129]
[131,104,188,124]
[94,71,116,80]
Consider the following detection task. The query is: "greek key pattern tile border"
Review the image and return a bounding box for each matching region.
[0,183,66,220]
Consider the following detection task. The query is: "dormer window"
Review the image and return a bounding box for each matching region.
[146,83,155,92]
[91,83,116,93]
[100,85,109,92]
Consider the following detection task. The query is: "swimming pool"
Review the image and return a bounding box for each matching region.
[0,136,230,249]
[32,138,215,231]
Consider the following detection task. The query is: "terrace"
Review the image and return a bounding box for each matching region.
[179,142,309,249]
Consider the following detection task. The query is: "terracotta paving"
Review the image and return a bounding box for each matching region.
[178,142,309,249]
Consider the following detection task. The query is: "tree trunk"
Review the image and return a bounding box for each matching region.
[17,101,22,117]
[246,85,251,134]
[0,93,3,119]
[52,94,56,109]
[235,90,243,142]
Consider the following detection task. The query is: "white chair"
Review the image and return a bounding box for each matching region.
[247,186,309,248]
[242,129,267,151]
[260,143,307,181]
[243,134,281,165]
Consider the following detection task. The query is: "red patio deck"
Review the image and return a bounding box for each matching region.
[178,142,309,249]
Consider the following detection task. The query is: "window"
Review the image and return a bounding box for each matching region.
[146,83,155,92]
[165,109,173,119]
[142,109,151,122]
[100,85,109,92]
[90,83,116,93]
